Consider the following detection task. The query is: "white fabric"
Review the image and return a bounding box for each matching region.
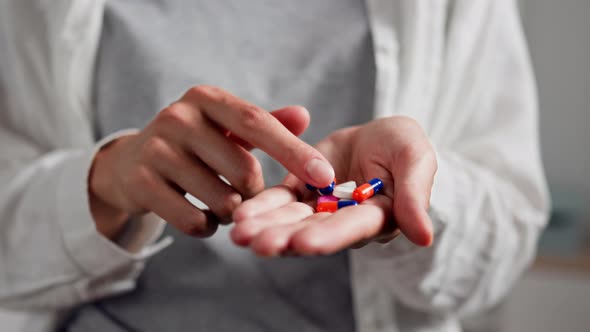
[0,0,549,331]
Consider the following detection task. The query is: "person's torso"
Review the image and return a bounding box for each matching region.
[64,1,375,331]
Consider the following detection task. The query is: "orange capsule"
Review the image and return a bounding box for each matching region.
[352,178,383,202]
[316,200,358,213]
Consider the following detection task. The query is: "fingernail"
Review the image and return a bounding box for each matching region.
[305,158,335,187]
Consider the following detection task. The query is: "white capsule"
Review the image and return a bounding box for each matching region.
[339,181,357,188]
[333,181,357,199]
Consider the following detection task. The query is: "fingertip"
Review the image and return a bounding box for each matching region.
[394,199,433,247]
[232,205,251,223]
[251,229,287,257]
[230,224,252,247]
[294,105,310,133]
[287,105,310,124]
[410,224,434,247]
[304,158,335,188]
[232,198,261,222]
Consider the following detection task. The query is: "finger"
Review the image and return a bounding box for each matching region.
[152,103,264,198]
[228,106,310,150]
[230,201,314,247]
[350,240,371,249]
[183,86,335,188]
[282,173,315,204]
[392,148,437,246]
[232,185,298,222]
[251,212,331,257]
[191,120,265,198]
[148,140,242,223]
[269,105,310,137]
[290,195,394,255]
[134,170,218,237]
[375,229,402,243]
[349,227,399,247]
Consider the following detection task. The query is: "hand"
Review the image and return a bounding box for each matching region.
[89,86,335,239]
[231,116,437,256]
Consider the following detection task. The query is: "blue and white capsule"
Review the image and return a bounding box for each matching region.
[305,179,336,196]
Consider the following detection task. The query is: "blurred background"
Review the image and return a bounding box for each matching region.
[462,0,590,331]
[1,0,589,331]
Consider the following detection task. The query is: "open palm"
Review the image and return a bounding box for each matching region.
[231,116,437,256]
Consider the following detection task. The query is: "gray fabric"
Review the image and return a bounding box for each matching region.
[66,1,375,331]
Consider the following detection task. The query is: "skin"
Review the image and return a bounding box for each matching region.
[89,86,335,240]
[231,116,437,256]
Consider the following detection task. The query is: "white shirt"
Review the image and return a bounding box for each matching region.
[0,1,550,331]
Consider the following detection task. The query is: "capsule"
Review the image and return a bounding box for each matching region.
[316,200,358,213]
[352,178,383,202]
[333,181,357,199]
[305,179,336,196]
[317,195,339,204]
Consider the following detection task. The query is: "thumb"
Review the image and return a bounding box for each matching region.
[392,150,437,246]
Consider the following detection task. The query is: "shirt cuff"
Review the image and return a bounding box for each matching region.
[56,129,172,278]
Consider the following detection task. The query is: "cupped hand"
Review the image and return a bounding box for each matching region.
[231,116,437,256]
[89,86,335,239]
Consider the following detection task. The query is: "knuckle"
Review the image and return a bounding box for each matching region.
[141,136,169,160]
[157,103,194,130]
[187,85,222,102]
[124,165,157,193]
[238,105,269,130]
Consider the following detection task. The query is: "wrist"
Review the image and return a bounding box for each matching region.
[88,136,133,240]
[89,189,131,240]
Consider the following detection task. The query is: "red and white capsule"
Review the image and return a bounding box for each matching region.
[352,178,383,203]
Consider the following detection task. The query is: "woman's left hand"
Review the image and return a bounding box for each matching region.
[230,116,437,256]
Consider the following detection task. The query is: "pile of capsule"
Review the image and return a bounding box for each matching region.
[306,178,383,213]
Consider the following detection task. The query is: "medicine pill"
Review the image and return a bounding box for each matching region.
[352,178,383,202]
[306,179,336,196]
[316,200,358,213]
[338,181,357,188]
[305,183,316,191]
[333,181,357,199]
[317,195,339,204]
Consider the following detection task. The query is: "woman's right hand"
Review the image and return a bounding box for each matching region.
[88,86,335,239]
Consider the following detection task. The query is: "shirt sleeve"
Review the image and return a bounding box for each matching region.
[358,0,550,316]
[0,127,171,310]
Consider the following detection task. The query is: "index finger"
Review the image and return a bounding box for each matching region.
[182,86,335,188]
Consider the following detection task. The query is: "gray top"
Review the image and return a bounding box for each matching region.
[64,1,375,331]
